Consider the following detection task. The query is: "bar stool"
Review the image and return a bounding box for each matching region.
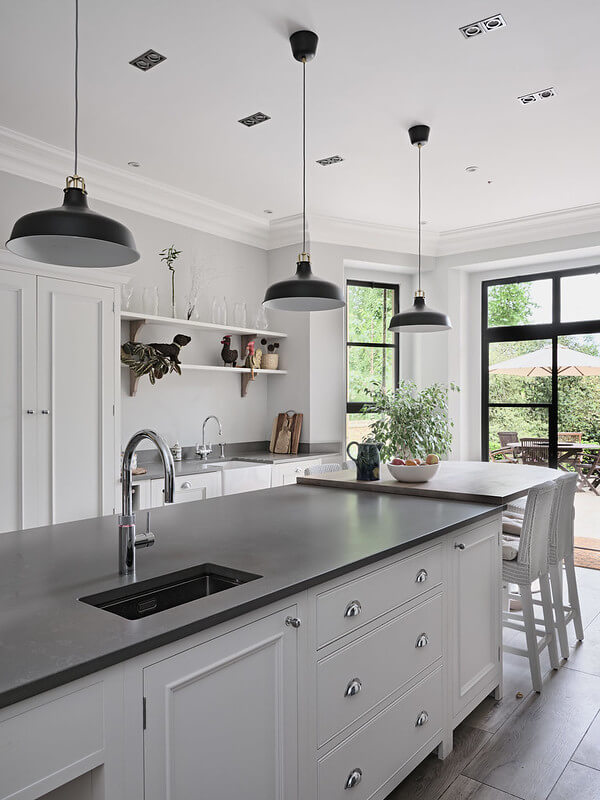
[546,473,583,659]
[502,481,560,692]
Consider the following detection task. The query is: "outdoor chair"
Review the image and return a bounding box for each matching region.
[520,438,550,467]
[490,431,520,462]
[558,432,584,443]
[576,449,600,495]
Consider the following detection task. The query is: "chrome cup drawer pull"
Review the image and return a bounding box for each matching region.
[415,710,429,727]
[344,600,362,618]
[415,569,428,583]
[415,633,429,648]
[181,481,193,489]
[344,677,362,697]
[345,768,363,790]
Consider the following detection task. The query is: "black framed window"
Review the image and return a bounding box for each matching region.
[482,265,600,466]
[346,280,399,443]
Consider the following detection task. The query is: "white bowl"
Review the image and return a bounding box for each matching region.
[386,462,440,482]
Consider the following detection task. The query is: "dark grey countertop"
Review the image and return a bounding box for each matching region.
[134,451,338,481]
[0,485,499,710]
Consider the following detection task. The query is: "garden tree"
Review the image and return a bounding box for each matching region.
[347,284,396,402]
[486,282,600,450]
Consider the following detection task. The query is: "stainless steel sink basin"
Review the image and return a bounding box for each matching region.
[80,564,261,620]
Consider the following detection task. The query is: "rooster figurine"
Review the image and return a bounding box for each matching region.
[244,340,262,379]
[220,335,238,367]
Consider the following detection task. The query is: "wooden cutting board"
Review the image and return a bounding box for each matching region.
[269,411,303,454]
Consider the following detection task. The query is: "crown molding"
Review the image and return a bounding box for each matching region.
[0,125,270,250]
[0,247,131,285]
[3,126,600,258]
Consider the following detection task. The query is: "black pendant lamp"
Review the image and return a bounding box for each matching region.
[263,30,344,312]
[388,125,451,333]
[6,0,139,268]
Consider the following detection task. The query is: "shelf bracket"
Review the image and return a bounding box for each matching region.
[127,319,146,396]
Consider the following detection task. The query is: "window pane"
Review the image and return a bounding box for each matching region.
[489,340,552,403]
[347,346,396,403]
[346,412,379,446]
[347,284,396,344]
[488,406,549,465]
[557,334,600,446]
[561,271,600,323]
[487,279,552,327]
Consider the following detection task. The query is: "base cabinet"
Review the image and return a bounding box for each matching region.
[143,606,299,800]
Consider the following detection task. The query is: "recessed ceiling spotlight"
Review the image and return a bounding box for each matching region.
[518,87,555,105]
[238,112,271,127]
[129,49,166,71]
[420,220,428,226]
[316,155,344,166]
[460,13,506,38]
[127,161,141,168]
[263,209,273,214]
[465,165,479,173]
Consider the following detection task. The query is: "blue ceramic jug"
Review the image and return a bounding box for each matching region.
[346,441,383,481]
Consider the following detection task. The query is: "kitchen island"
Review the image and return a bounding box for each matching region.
[0,485,503,800]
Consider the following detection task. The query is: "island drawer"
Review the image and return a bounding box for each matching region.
[316,545,442,648]
[317,593,442,747]
[317,666,443,800]
[0,682,104,800]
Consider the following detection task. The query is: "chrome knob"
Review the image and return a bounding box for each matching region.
[344,600,362,618]
[344,678,362,697]
[415,710,429,727]
[454,543,465,550]
[345,768,363,790]
[181,481,192,489]
[40,409,50,415]
[415,569,428,583]
[26,409,35,415]
[285,616,301,628]
[415,633,429,648]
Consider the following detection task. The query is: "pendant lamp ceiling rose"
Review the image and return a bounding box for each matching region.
[290,30,318,62]
[408,124,430,147]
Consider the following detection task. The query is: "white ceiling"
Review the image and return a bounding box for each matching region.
[2,0,600,234]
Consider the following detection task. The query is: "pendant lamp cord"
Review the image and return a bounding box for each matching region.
[74,0,79,176]
[417,142,422,292]
[302,58,306,253]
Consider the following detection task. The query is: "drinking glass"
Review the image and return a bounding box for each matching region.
[121,284,134,311]
[143,286,160,316]
[233,302,247,327]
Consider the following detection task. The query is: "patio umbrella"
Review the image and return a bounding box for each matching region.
[489,344,600,376]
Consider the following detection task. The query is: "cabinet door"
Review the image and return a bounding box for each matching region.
[144,607,299,800]
[451,521,501,722]
[37,277,116,525]
[0,269,37,532]
[150,472,221,506]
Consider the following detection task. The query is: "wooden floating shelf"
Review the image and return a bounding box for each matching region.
[121,311,287,339]
[121,312,288,398]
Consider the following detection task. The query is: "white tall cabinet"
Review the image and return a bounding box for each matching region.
[0,266,117,532]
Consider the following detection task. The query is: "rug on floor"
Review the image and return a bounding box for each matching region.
[574,537,600,569]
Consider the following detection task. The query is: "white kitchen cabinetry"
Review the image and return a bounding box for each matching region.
[450,521,502,725]
[0,268,116,532]
[143,605,299,800]
[271,458,322,486]
[150,472,221,507]
[222,462,272,495]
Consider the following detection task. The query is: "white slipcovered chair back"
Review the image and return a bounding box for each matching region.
[304,461,351,476]
[548,472,578,564]
[516,481,556,581]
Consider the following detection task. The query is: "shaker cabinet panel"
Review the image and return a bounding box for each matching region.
[0,269,37,532]
[37,277,115,525]
[143,606,299,800]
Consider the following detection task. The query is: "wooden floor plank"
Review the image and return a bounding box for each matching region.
[546,762,600,800]
[463,667,600,800]
[385,724,492,800]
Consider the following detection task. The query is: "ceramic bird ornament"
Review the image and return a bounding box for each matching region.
[244,340,262,378]
[220,335,238,367]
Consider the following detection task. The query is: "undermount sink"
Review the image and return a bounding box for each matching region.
[80,564,261,620]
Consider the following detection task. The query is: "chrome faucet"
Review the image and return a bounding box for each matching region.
[196,415,223,460]
[119,429,175,575]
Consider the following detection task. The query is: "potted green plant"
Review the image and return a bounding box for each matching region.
[362,380,458,462]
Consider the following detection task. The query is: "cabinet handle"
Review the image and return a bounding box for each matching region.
[344,600,362,618]
[40,409,50,415]
[344,678,362,697]
[26,409,35,415]
[344,768,363,790]
[285,616,301,628]
[415,710,429,727]
[415,633,429,648]
[454,543,465,550]
[181,481,192,489]
[415,569,428,583]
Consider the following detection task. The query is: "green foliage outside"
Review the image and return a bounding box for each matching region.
[487,282,600,453]
[347,284,396,403]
